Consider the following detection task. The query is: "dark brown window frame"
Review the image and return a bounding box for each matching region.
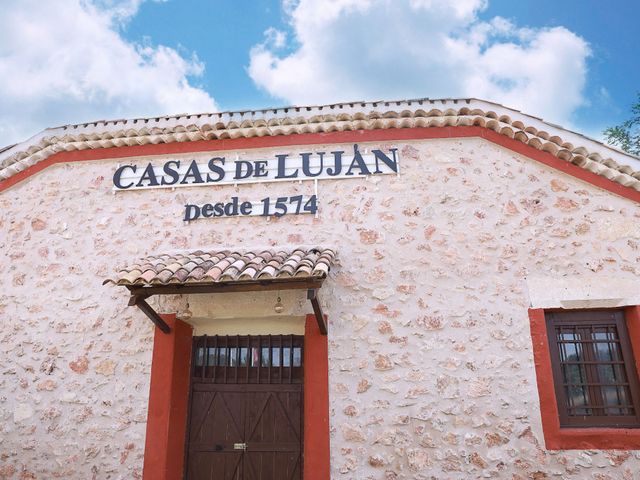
[546,309,640,428]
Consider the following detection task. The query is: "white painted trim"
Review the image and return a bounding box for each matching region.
[526,275,640,309]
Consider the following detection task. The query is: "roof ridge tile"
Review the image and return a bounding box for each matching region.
[3,98,639,192]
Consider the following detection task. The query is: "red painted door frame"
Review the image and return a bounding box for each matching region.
[142,315,193,479]
[142,314,330,480]
[304,314,330,480]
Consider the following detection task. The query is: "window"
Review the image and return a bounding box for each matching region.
[192,335,304,383]
[546,310,640,428]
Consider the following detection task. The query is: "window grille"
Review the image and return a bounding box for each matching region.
[192,335,304,384]
[546,310,640,428]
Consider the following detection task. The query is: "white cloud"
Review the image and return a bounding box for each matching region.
[249,0,590,125]
[0,0,216,147]
[264,27,288,49]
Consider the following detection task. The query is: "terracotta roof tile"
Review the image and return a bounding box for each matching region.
[104,247,336,287]
[187,265,207,281]
[173,269,189,283]
[140,269,157,283]
[155,269,174,284]
[3,98,639,193]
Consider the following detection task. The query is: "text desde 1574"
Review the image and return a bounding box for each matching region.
[184,195,318,221]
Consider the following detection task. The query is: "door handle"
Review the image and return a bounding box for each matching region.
[215,444,223,451]
[233,443,247,451]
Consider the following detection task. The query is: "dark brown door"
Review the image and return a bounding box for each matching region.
[186,335,303,480]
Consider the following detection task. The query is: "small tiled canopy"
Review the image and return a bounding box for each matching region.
[104,247,336,335]
[104,247,335,286]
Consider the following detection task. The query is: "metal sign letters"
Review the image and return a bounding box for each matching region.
[112,143,399,220]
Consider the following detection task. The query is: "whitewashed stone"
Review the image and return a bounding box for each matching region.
[1,137,639,478]
[13,403,33,423]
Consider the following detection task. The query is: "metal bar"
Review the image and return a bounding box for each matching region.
[574,327,590,412]
[191,337,197,377]
[584,325,604,414]
[245,336,250,384]
[235,335,239,384]
[257,337,261,384]
[558,361,626,365]
[223,337,228,384]
[202,335,208,382]
[279,334,283,384]
[268,335,272,384]
[563,382,631,387]
[289,334,293,384]
[607,326,624,409]
[307,289,327,335]
[202,335,209,381]
[131,297,171,334]
[211,336,216,382]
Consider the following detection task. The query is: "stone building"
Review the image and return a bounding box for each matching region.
[1,98,640,480]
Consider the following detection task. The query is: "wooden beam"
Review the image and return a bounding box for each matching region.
[123,279,326,335]
[127,292,149,307]
[130,296,171,334]
[127,278,324,297]
[307,289,327,335]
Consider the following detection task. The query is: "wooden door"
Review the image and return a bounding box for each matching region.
[186,335,303,480]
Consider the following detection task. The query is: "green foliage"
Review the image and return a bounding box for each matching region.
[604,93,640,156]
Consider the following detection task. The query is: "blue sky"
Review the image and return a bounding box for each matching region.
[125,1,286,110]
[0,0,638,146]
[481,0,639,133]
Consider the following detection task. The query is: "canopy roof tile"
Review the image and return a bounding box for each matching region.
[104,247,336,287]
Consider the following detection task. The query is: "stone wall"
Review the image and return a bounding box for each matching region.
[1,137,639,479]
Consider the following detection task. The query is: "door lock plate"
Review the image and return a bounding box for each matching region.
[233,443,247,451]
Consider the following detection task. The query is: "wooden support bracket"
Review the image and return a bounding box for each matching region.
[128,294,171,334]
[123,280,328,335]
[307,289,327,335]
